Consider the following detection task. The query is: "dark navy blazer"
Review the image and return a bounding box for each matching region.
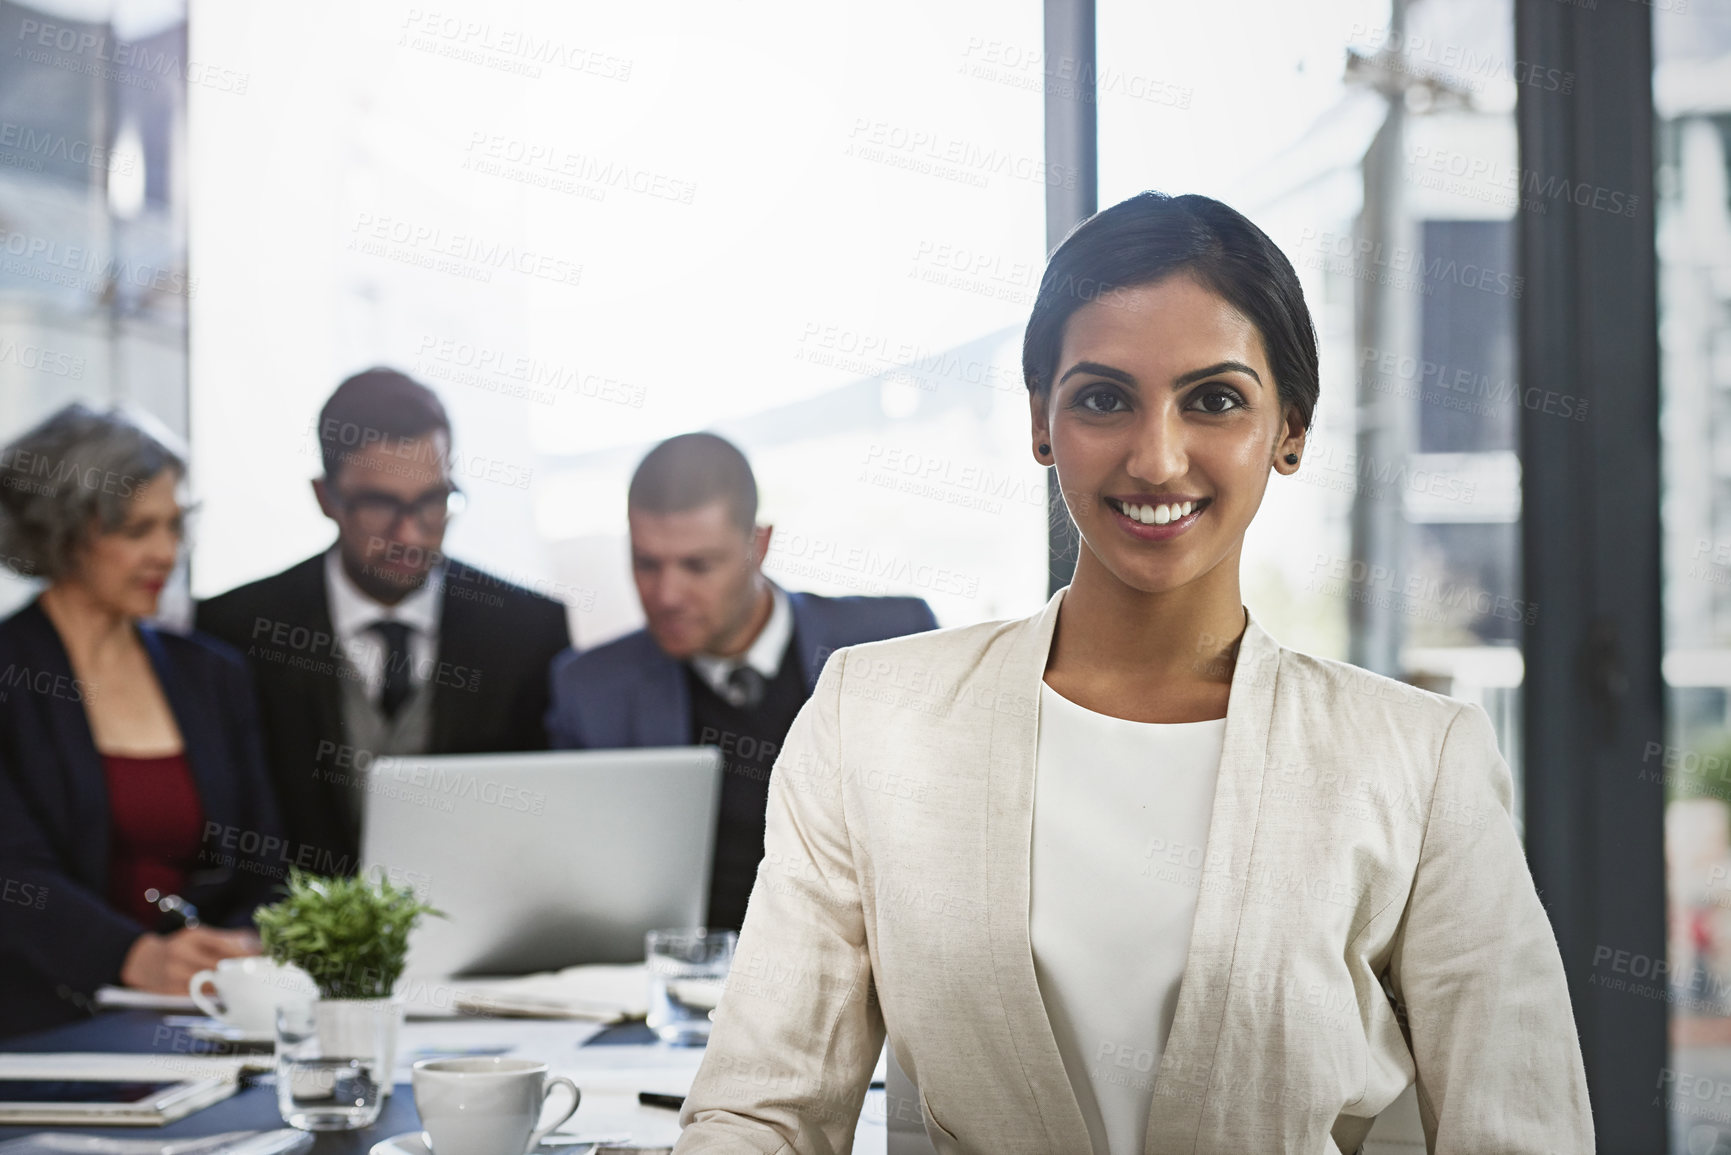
[545,591,938,749]
[0,601,284,1039]
[194,553,572,873]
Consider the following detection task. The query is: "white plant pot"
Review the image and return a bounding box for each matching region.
[311,997,403,1097]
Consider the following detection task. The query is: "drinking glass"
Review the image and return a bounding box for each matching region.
[275,997,390,1130]
[646,928,736,1045]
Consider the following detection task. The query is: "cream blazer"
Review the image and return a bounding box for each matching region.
[675,590,1594,1154]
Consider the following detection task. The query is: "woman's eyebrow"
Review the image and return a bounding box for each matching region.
[1174,360,1263,388]
[1057,361,1136,387]
[1057,359,1264,390]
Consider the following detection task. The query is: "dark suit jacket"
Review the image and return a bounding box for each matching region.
[0,601,284,1039]
[545,591,937,749]
[195,553,571,875]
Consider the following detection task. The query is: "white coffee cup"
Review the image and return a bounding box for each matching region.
[411,1058,580,1155]
[188,956,317,1033]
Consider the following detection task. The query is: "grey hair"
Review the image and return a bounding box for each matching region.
[0,402,187,580]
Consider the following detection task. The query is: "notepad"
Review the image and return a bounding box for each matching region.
[91,988,199,1014]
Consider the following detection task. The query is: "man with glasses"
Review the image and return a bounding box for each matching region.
[196,369,570,874]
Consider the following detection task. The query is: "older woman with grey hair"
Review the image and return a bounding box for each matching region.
[0,402,283,1039]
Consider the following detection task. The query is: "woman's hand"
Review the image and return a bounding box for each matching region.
[119,926,261,994]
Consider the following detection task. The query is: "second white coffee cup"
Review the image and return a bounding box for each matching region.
[411,1057,580,1155]
[187,956,317,1034]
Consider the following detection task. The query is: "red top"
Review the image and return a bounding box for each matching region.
[102,752,205,928]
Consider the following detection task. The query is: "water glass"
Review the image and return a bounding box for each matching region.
[646,928,736,1045]
[275,997,390,1130]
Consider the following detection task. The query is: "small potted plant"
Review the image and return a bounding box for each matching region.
[255,869,441,1107]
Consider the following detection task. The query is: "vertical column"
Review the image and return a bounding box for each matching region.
[1516,0,1664,1146]
[1348,0,1415,676]
[1043,0,1097,597]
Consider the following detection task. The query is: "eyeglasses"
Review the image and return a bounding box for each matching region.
[333,486,466,534]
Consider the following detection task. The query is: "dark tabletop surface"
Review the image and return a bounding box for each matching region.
[0,1012,663,1154]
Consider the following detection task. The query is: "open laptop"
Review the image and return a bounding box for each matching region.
[360,747,722,978]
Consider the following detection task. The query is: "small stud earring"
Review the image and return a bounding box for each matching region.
[1039,443,1050,455]
[1284,453,1298,465]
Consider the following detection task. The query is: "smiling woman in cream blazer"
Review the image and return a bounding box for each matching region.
[674,193,1593,1155]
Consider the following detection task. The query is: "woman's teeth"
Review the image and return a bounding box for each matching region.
[1112,498,1198,526]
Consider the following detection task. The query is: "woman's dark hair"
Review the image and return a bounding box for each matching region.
[1022,191,1320,431]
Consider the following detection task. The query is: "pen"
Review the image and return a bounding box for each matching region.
[637,1082,884,1111]
[146,889,201,932]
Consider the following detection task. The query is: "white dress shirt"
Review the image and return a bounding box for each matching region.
[1030,681,1227,1155]
[687,584,792,706]
[323,547,444,706]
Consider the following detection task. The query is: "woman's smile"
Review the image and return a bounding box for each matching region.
[1105,495,1212,538]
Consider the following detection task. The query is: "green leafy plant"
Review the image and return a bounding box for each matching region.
[1666,730,1731,808]
[254,869,443,1000]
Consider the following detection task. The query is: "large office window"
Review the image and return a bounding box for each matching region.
[187,1,1050,638]
[0,0,192,618]
[1656,5,1731,1150]
[1097,0,1527,776]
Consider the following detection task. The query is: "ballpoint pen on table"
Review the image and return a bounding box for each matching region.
[637,1081,885,1111]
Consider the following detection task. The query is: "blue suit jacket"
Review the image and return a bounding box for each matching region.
[0,601,284,1039]
[545,591,937,749]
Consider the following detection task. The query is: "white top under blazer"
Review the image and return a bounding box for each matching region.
[675,589,1594,1154]
[1031,682,1226,1155]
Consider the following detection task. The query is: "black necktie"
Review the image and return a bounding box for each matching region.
[369,620,415,720]
[726,665,766,710]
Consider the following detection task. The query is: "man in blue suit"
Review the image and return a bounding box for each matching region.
[546,433,936,930]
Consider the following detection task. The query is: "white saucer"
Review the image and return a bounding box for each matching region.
[163,1015,274,1046]
[185,1021,273,1045]
[369,1132,429,1155]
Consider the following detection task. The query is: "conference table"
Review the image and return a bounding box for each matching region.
[0,1007,893,1154]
